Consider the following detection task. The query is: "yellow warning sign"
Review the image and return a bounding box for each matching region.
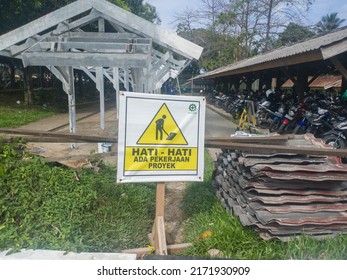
[137,103,188,145]
[124,147,198,171]
[117,91,206,183]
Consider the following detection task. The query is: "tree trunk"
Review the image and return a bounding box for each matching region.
[264,0,273,52]
[24,67,34,106]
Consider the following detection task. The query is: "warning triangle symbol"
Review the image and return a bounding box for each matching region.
[137,103,188,145]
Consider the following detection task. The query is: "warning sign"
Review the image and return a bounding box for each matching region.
[117,91,206,183]
[137,103,188,145]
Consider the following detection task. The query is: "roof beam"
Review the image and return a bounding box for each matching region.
[329,56,347,80]
[51,8,101,36]
[30,41,151,54]
[91,0,203,60]
[22,52,150,68]
[60,31,140,41]
[9,36,42,56]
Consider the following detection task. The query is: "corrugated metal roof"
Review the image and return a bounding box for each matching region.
[213,134,347,240]
[197,26,347,78]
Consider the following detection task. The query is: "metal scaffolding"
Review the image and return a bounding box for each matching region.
[0,0,203,137]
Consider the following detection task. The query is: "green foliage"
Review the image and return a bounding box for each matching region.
[316,12,346,34]
[0,0,158,35]
[276,23,315,47]
[177,28,239,71]
[183,203,284,259]
[0,0,74,34]
[0,143,156,252]
[182,151,216,218]
[125,0,160,24]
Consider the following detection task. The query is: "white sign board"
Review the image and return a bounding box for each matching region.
[117,92,206,183]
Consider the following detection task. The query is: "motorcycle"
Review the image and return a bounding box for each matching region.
[292,110,312,135]
[305,108,339,138]
[322,119,347,149]
[277,105,300,134]
[256,101,285,130]
[268,103,285,132]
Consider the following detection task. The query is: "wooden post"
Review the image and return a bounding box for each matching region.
[96,67,105,130]
[67,66,77,149]
[151,183,168,255]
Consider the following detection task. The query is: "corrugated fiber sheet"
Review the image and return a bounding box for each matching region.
[213,134,347,240]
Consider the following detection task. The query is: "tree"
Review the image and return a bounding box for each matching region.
[200,0,226,28]
[124,0,160,24]
[213,0,263,59]
[276,22,315,46]
[0,0,159,35]
[316,12,346,34]
[257,0,315,51]
[174,7,201,35]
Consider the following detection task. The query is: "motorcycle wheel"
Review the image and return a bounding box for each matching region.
[323,135,346,149]
[269,120,280,132]
[277,123,287,134]
[293,125,306,135]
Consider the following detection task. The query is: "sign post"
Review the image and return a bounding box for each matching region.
[151,182,167,255]
[117,91,206,255]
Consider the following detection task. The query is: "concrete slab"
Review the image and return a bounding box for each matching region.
[0,249,137,260]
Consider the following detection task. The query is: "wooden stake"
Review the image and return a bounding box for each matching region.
[151,182,168,255]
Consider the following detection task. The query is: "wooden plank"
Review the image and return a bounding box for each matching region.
[204,141,347,157]
[154,216,168,256]
[152,183,167,255]
[3,129,346,157]
[167,243,192,255]
[42,152,117,162]
[1,129,287,144]
[121,247,152,259]
[155,183,165,217]
[205,135,290,143]
[121,243,192,258]
[0,128,117,143]
[0,136,81,143]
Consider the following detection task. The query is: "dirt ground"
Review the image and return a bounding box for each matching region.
[23,105,119,167]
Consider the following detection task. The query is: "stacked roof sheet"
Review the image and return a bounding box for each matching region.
[213,134,347,240]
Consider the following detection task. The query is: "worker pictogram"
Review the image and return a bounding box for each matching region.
[137,103,188,145]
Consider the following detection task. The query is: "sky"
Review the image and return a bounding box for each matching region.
[145,0,347,31]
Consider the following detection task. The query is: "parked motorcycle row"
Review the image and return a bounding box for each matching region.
[206,89,347,150]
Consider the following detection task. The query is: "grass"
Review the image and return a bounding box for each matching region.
[180,150,347,260]
[0,95,156,253]
[1,99,347,259]
[0,105,56,128]
[0,144,156,253]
